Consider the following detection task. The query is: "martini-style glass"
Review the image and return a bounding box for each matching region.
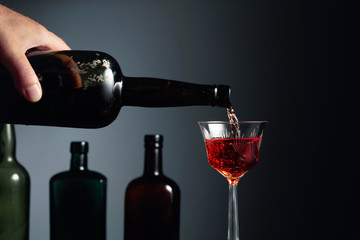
[198,121,267,240]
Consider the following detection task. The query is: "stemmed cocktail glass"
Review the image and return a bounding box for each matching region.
[198,121,267,240]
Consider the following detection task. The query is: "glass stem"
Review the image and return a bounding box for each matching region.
[228,182,239,240]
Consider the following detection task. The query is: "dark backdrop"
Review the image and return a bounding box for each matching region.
[3,0,357,239]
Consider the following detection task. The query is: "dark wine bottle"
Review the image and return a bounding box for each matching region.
[49,141,107,240]
[124,134,181,240]
[0,124,30,240]
[0,50,231,128]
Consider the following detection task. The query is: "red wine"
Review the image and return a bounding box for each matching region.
[205,137,261,181]
[227,106,241,140]
[227,106,239,123]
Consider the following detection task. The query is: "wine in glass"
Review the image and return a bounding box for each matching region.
[198,121,267,240]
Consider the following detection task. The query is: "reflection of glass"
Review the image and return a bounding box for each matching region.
[198,121,267,240]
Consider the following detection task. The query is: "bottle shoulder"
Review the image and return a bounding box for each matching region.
[126,174,180,190]
[50,169,106,182]
[0,160,30,176]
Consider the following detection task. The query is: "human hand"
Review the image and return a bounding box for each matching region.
[0,4,71,102]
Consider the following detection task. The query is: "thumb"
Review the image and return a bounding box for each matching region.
[1,50,42,102]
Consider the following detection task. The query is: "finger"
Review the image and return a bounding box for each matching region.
[1,49,42,102]
[26,31,71,57]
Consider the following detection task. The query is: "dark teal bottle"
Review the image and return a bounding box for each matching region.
[50,141,107,240]
[0,124,30,240]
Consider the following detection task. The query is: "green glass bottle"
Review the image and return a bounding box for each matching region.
[124,134,181,240]
[0,124,30,240]
[50,141,107,240]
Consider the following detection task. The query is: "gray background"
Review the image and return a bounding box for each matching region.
[3,0,356,240]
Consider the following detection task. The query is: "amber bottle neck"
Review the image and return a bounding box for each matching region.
[143,144,163,176]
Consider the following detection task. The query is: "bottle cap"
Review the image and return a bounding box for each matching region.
[71,141,89,153]
[145,134,163,148]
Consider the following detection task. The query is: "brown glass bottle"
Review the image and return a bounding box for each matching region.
[124,135,180,240]
[0,50,231,128]
[49,141,106,240]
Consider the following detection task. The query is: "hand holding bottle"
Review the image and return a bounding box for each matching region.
[0,4,70,102]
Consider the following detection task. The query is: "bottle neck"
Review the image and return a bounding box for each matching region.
[70,153,88,171]
[120,76,231,108]
[143,146,163,176]
[0,124,16,163]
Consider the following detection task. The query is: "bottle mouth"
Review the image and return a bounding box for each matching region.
[144,134,163,147]
[71,141,89,153]
[214,85,231,108]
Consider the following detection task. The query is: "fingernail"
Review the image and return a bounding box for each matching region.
[23,83,42,102]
